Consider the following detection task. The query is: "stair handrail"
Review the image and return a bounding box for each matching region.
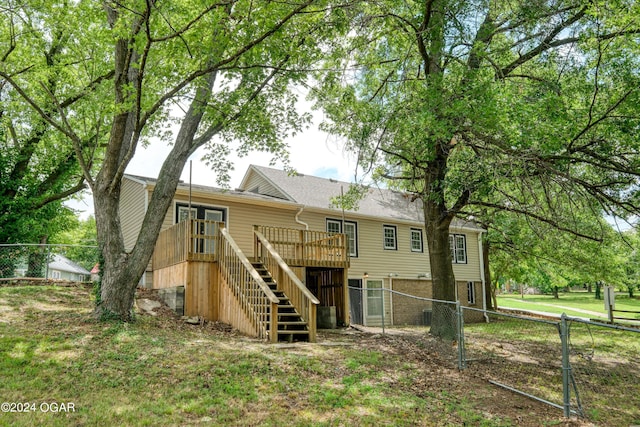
[219,227,279,342]
[254,229,320,305]
[220,228,280,305]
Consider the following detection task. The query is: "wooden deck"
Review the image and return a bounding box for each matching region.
[151,221,350,342]
[152,219,220,269]
[253,226,350,268]
[153,222,349,270]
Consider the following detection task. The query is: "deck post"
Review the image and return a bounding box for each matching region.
[297,229,304,262]
[270,301,279,343]
[343,268,350,326]
[309,303,317,342]
[253,225,259,261]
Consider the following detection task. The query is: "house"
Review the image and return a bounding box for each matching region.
[120,165,486,342]
[48,254,91,282]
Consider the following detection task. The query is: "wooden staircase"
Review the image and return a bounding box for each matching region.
[252,261,310,342]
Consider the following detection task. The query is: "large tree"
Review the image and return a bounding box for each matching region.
[0,2,100,244]
[314,0,640,337]
[488,211,626,297]
[1,0,345,320]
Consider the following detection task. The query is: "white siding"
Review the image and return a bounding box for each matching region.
[119,177,147,252]
[241,171,289,200]
[450,226,482,282]
[140,179,483,285]
[142,184,483,293]
[162,193,300,256]
[300,214,433,281]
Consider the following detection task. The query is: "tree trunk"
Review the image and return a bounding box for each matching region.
[92,146,191,320]
[92,175,140,320]
[27,236,48,278]
[482,237,494,311]
[92,91,216,319]
[423,195,457,340]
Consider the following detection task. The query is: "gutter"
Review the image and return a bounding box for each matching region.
[142,181,149,288]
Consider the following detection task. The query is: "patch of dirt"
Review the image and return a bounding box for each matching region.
[333,331,591,426]
[134,288,242,336]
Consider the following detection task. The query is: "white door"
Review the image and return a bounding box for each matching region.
[204,209,224,253]
[177,207,198,252]
[364,279,383,326]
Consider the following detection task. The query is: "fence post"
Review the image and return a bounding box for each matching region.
[560,314,571,417]
[381,287,385,335]
[45,245,50,279]
[457,301,466,370]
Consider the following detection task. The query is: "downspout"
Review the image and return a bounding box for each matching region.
[142,182,149,288]
[478,232,488,322]
[295,206,309,230]
[294,206,309,288]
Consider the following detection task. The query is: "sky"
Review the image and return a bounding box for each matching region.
[65,105,360,219]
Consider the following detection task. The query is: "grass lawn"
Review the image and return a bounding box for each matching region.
[0,284,584,427]
[496,292,640,321]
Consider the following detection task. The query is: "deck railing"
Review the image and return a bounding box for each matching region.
[254,229,319,342]
[218,228,279,342]
[153,219,221,269]
[253,226,349,267]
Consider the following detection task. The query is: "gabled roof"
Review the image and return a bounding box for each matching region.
[48,254,91,275]
[239,165,482,230]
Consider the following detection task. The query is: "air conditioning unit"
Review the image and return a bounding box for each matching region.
[423,309,432,326]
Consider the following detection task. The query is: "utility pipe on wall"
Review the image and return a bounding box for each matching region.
[294,206,309,230]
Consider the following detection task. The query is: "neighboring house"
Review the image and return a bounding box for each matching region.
[120,165,486,342]
[48,254,91,282]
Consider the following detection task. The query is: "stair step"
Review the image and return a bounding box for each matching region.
[263,315,302,321]
[251,261,311,342]
[255,302,295,308]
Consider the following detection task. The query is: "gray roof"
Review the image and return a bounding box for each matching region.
[125,173,300,207]
[125,169,482,230]
[241,165,482,230]
[49,254,91,275]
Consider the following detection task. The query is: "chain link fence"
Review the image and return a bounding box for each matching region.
[348,285,640,425]
[460,308,566,411]
[565,318,640,423]
[0,244,99,283]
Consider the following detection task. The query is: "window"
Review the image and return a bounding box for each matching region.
[467,281,476,305]
[449,234,467,264]
[383,225,397,250]
[410,228,423,252]
[326,219,358,257]
[177,206,197,222]
[326,219,341,235]
[344,223,358,257]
